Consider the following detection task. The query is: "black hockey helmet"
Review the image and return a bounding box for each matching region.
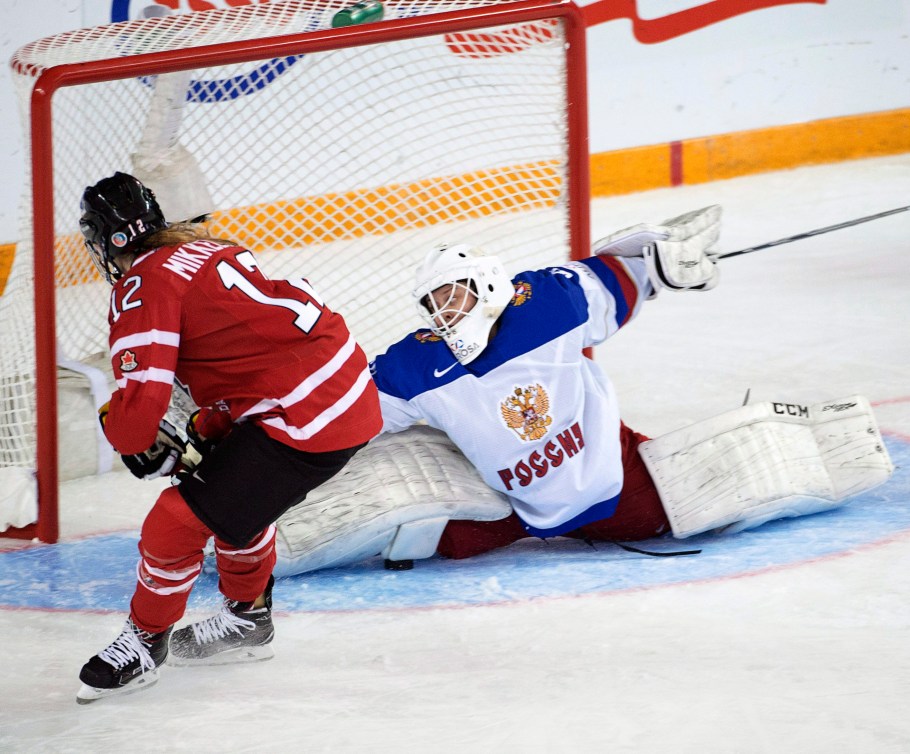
[79,172,167,284]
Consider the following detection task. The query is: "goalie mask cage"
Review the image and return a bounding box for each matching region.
[3,0,589,543]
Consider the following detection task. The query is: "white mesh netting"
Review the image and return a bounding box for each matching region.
[2,0,582,523]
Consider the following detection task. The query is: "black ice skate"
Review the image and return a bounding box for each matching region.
[168,576,274,666]
[76,618,172,704]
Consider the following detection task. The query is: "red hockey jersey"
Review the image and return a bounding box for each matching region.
[102,239,381,456]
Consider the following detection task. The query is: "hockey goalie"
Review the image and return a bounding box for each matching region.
[272,205,894,575]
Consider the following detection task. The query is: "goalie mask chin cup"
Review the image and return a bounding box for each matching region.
[412,243,514,365]
[79,172,167,284]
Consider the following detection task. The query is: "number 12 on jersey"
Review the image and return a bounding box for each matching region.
[216,250,324,334]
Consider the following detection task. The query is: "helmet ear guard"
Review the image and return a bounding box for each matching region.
[79,171,167,284]
[412,243,514,365]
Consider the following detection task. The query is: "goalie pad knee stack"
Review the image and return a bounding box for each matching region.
[273,426,511,576]
[638,395,894,538]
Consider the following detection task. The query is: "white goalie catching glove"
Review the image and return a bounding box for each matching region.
[592,205,722,292]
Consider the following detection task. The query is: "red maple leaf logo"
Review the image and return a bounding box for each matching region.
[120,350,139,373]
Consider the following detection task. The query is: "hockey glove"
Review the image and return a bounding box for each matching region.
[185,409,223,461]
[643,238,719,291]
[592,205,721,292]
[121,419,187,480]
[180,405,235,473]
[99,404,187,480]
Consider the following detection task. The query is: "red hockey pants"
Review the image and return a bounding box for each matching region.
[437,422,670,560]
[129,485,276,634]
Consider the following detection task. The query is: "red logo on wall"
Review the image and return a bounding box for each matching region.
[583,0,826,43]
[118,1,827,51]
[445,0,826,57]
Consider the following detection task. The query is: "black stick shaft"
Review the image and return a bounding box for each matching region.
[718,205,910,260]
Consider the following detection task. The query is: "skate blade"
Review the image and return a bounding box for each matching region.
[168,643,274,667]
[75,669,160,704]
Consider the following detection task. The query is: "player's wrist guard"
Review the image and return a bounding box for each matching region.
[185,408,231,461]
[98,401,110,429]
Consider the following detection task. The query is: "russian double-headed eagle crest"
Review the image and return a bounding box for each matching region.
[500,384,552,441]
[512,280,532,306]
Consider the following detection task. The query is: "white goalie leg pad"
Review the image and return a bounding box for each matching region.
[638,395,894,538]
[273,426,512,576]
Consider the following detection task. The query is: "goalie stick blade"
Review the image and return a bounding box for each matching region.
[75,669,161,704]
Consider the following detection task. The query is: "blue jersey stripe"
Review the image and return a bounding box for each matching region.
[577,256,632,326]
[521,493,621,538]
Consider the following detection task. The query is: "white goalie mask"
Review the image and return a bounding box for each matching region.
[413,243,515,365]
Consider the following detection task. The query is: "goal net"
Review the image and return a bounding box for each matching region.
[2,0,589,540]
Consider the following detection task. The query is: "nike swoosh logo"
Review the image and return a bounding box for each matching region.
[433,363,458,378]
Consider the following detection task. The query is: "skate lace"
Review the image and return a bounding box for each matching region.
[191,606,257,645]
[98,621,156,672]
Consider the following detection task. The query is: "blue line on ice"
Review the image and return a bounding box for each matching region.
[2,438,907,613]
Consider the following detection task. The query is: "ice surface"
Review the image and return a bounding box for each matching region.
[1,155,909,752]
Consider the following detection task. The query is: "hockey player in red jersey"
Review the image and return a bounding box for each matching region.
[74,172,382,703]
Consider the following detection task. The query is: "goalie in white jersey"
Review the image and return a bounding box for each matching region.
[364,206,893,561]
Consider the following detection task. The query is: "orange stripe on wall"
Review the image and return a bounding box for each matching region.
[209,161,562,252]
[683,108,910,184]
[589,142,671,197]
[2,107,909,293]
[591,106,910,196]
[0,243,14,296]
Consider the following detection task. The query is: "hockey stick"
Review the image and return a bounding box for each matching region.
[717,205,910,260]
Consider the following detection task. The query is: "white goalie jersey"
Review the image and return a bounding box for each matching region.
[369,255,652,536]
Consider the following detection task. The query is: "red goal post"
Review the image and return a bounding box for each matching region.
[4,0,589,543]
